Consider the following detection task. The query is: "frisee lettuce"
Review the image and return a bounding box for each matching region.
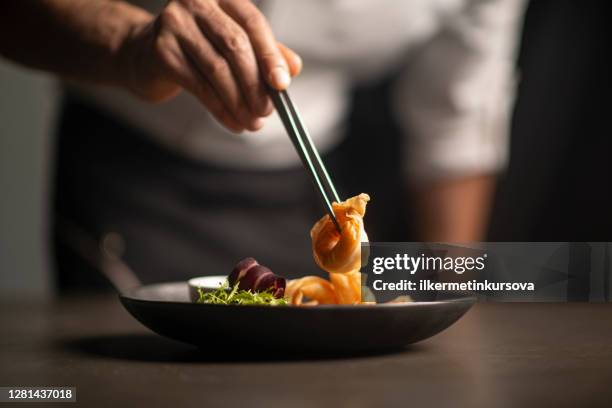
[197,282,287,306]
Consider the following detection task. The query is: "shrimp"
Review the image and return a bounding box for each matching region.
[285,276,338,305]
[285,194,371,306]
[286,271,363,305]
[311,194,370,275]
[329,271,363,304]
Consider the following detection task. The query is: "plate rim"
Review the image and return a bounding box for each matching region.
[119,281,477,311]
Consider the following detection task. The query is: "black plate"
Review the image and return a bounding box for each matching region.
[120,282,475,353]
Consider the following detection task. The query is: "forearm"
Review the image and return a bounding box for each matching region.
[0,0,152,87]
[411,175,496,242]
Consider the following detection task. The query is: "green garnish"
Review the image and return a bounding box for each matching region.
[197,282,288,306]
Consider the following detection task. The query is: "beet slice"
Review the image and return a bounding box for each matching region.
[228,258,286,298]
[228,257,258,285]
[257,274,286,298]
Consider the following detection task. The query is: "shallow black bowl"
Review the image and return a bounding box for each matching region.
[120,282,475,354]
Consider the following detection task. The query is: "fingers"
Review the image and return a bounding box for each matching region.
[278,42,302,77]
[195,1,271,116]
[154,0,304,133]
[167,4,263,130]
[153,24,244,132]
[220,0,296,91]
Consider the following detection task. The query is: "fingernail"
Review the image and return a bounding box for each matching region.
[294,54,303,71]
[245,117,265,132]
[252,118,265,130]
[270,67,291,89]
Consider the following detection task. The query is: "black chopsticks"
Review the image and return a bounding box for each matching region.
[270,89,342,233]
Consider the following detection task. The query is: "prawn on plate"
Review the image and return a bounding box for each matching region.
[329,271,362,305]
[285,276,337,305]
[286,194,370,305]
[311,193,370,275]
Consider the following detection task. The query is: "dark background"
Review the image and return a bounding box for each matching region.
[335,0,612,242]
[490,0,612,240]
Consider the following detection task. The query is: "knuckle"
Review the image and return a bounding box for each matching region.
[153,35,173,63]
[159,7,181,30]
[221,30,250,53]
[259,51,284,69]
[207,58,229,77]
[242,10,265,32]
[177,0,198,10]
[191,0,217,18]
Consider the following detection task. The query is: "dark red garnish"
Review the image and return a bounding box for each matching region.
[228,258,286,298]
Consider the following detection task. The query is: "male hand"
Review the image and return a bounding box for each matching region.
[120,0,302,132]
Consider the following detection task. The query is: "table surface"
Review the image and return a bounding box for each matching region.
[1,295,612,408]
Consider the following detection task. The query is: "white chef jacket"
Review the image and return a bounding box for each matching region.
[74,0,526,181]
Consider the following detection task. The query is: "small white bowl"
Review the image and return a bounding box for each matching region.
[188,275,228,302]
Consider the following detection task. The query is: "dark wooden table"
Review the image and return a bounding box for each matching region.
[1,295,611,407]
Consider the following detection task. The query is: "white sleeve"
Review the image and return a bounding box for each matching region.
[393,0,527,182]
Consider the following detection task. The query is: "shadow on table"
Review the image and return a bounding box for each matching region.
[61,333,425,363]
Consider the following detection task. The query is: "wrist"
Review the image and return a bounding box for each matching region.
[411,175,496,242]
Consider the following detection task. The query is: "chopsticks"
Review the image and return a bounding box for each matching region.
[269,89,342,233]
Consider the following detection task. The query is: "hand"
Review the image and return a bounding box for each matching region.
[119,0,302,132]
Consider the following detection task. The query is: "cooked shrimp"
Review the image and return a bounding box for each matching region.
[329,271,363,304]
[285,276,338,305]
[285,193,371,306]
[311,194,370,275]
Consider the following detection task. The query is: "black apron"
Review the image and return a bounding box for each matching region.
[52,98,327,290]
[52,77,408,292]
